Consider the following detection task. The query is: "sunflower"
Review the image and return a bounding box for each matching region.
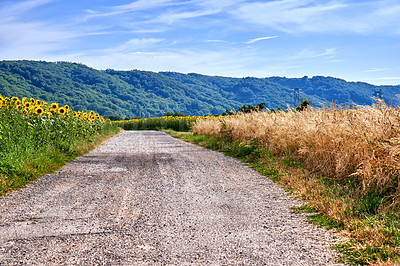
[21,109,28,115]
[24,102,31,108]
[11,96,19,103]
[35,106,44,115]
[64,105,69,110]
[7,105,12,110]
[36,100,41,106]
[0,101,2,108]
[30,98,35,104]
[58,107,66,115]
[51,103,58,110]
[16,104,22,110]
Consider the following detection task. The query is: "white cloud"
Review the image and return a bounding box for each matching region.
[56,46,271,78]
[113,0,175,11]
[378,77,400,80]
[232,0,346,33]
[205,40,228,43]
[0,0,53,23]
[364,68,388,73]
[84,0,176,19]
[84,0,196,21]
[290,48,337,60]
[155,9,218,24]
[193,0,244,10]
[0,21,78,58]
[246,36,279,44]
[231,0,400,34]
[102,38,164,53]
[0,0,94,58]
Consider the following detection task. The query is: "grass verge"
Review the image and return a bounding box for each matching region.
[166,130,400,266]
[0,125,122,196]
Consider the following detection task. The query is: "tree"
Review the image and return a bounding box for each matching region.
[221,109,235,116]
[237,102,265,113]
[296,98,310,111]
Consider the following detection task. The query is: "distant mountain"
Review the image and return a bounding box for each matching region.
[0,60,399,117]
[266,76,400,107]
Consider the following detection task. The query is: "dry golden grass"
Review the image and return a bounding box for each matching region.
[192,104,400,264]
[193,104,400,210]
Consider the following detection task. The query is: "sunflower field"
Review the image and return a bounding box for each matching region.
[0,94,118,195]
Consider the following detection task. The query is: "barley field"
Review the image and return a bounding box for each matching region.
[191,104,400,264]
[194,104,400,209]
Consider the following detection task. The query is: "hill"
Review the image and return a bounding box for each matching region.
[266,76,400,107]
[0,60,399,117]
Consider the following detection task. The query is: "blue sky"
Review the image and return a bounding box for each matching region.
[0,0,399,85]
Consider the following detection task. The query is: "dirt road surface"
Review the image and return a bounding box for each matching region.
[0,131,341,265]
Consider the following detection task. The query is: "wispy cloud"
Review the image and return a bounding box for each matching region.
[377,77,400,80]
[232,0,346,33]
[291,48,337,60]
[0,0,54,23]
[231,0,400,34]
[245,36,278,44]
[155,9,218,24]
[84,0,177,19]
[102,38,164,53]
[205,40,228,43]
[0,0,80,58]
[364,68,388,73]
[75,48,258,76]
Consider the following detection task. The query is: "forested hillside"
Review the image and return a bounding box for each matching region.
[266,76,400,106]
[0,60,398,117]
[159,72,293,110]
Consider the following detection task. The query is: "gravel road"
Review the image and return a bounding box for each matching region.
[0,131,342,265]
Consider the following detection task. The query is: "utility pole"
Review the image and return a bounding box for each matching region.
[293,88,300,108]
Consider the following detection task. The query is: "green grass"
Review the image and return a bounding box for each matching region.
[114,116,198,132]
[167,130,400,265]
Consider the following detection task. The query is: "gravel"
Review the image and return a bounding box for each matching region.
[0,130,343,265]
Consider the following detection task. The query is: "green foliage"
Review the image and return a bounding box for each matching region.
[221,109,235,116]
[237,102,265,113]
[0,104,118,195]
[163,111,186,117]
[296,98,310,111]
[115,116,198,132]
[334,215,400,265]
[353,190,385,217]
[104,115,130,121]
[1,61,399,119]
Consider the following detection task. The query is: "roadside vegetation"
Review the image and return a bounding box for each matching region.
[113,114,240,132]
[168,101,400,265]
[0,94,120,196]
